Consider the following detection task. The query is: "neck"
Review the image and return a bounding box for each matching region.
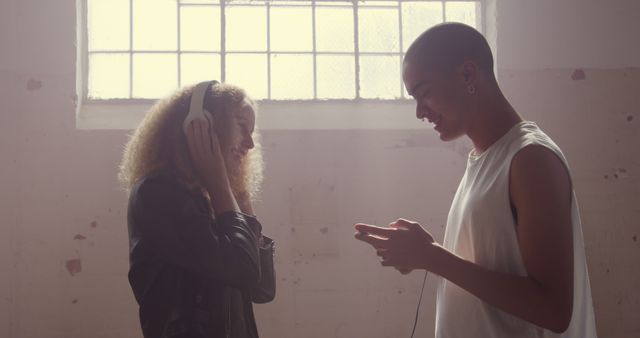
[467,87,522,153]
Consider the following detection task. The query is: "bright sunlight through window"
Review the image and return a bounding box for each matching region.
[85,0,480,101]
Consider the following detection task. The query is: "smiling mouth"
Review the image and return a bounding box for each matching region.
[233,149,247,159]
[426,114,442,127]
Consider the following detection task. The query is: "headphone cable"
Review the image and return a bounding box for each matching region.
[410,271,428,338]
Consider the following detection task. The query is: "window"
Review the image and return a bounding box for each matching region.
[81,0,481,102]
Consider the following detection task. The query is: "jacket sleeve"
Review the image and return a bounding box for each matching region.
[248,216,276,303]
[130,176,261,289]
[252,235,276,303]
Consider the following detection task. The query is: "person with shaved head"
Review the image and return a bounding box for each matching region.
[355,23,597,338]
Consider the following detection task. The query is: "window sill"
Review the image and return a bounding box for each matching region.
[75,99,423,131]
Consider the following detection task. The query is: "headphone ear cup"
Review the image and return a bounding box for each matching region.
[203,109,214,130]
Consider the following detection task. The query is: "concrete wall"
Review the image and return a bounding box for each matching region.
[0,0,638,337]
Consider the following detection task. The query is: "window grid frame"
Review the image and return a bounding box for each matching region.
[82,0,483,102]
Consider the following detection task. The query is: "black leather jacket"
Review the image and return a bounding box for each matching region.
[127,173,276,338]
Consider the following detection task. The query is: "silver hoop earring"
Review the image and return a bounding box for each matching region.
[467,85,476,95]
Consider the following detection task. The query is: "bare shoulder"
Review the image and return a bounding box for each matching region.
[510,145,571,200]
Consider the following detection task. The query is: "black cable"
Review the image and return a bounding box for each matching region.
[410,271,428,338]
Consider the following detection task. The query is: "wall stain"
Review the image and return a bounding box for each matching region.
[633,235,637,242]
[72,299,78,304]
[606,168,629,180]
[26,78,43,91]
[571,69,586,81]
[73,234,86,240]
[90,221,98,228]
[319,227,329,235]
[65,259,82,276]
[628,114,634,122]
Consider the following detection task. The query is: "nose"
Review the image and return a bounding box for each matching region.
[244,135,255,150]
[416,102,429,120]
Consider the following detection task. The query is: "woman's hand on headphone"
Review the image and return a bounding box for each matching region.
[184,117,232,197]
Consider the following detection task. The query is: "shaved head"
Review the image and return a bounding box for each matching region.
[404,23,495,81]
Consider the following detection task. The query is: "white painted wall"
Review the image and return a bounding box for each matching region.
[0,0,638,337]
[496,0,640,69]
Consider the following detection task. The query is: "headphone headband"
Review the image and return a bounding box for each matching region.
[184,80,219,132]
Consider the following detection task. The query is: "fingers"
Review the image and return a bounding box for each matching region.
[203,112,215,152]
[194,119,206,155]
[189,118,211,154]
[389,218,418,230]
[354,223,397,238]
[354,231,389,249]
[185,120,199,159]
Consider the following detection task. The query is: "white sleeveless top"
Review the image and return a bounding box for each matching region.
[435,121,597,338]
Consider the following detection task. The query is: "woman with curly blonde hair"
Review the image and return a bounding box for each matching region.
[120,81,275,338]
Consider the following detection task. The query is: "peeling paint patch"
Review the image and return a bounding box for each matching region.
[319,227,329,234]
[74,234,86,240]
[26,78,43,91]
[65,259,82,276]
[571,69,586,81]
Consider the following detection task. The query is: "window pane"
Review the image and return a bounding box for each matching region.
[316,1,352,6]
[180,53,221,87]
[359,1,398,7]
[180,6,221,51]
[317,55,355,99]
[316,7,354,52]
[180,0,219,3]
[132,54,178,98]
[445,2,477,27]
[270,54,313,100]
[88,53,130,99]
[225,0,267,4]
[402,1,443,52]
[270,7,312,52]
[226,6,267,52]
[87,0,129,51]
[358,8,399,52]
[270,1,313,6]
[133,0,177,51]
[225,54,268,99]
[359,55,401,99]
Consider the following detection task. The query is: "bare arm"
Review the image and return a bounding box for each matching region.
[355,145,574,333]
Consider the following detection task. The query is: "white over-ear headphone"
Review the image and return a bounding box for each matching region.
[183,80,219,133]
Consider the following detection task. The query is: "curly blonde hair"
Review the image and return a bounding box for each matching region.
[118,82,264,204]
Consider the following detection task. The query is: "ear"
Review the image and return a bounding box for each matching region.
[461,60,478,85]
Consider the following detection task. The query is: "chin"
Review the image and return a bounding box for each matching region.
[438,129,465,142]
